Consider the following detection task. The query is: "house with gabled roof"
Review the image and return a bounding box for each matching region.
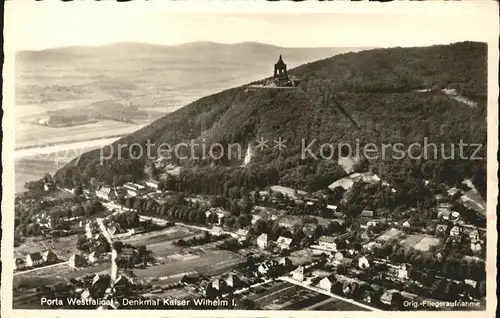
[235,229,249,242]
[276,236,292,250]
[318,275,336,292]
[435,224,449,236]
[25,252,44,267]
[88,250,101,264]
[358,255,371,269]
[361,210,374,218]
[318,236,337,251]
[225,274,242,289]
[145,179,160,189]
[278,257,293,268]
[291,266,305,281]
[257,233,269,249]
[42,250,58,264]
[211,226,225,237]
[69,254,86,269]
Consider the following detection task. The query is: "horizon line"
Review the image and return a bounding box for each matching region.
[15,40,485,53]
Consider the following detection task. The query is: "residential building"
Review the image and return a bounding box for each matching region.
[435,224,449,236]
[380,290,396,305]
[451,211,461,220]
[464,279,478,289]
[291,266,305,281]
[318,236,337,251]
[276,236,292,250]
[225,274,242,288]
[123,182,146,197]
[69,254,86,269]
[145,180,160,189]
[257,263,270,276]
[95,186,126,201]
[80,289,92,300]
[326,205,338,211]
[358,255,371,269]
[42,250,58,264]
[361,210,374,218]
[88,251,101,264]
[14,258,26,271]
[471,241,482,253]
[206,207,229,225]
[437,203,452,220]
[235,229,249,242]
[25,252,44,267]
[469,229,480,241]
[277,215,302,229]
[257,233,269,249]
[278,257,293,268]
[398,264,410,280]
[318,276,335,292]
[450,226,461,237]
[107,224,118,237]
[211,226,225,237]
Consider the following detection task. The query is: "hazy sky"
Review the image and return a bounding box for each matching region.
[5,1,497,51]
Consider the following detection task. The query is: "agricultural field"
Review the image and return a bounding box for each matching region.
[133,250,244,279]
[287,248,316,266]
[122,225,201,247]
[14,233,81,260]
[247,281,366,311]
[399,235,425,249]
[375,228,403,242]
[410,236,442,252]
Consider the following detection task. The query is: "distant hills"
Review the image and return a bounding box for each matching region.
[16,42,372,112]
[54,41,487,198]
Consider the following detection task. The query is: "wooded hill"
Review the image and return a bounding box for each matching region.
[55,41,487,198]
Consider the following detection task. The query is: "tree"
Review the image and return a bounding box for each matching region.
[391,292,404,310]
[113,241,124,253]
[239,298,257,310]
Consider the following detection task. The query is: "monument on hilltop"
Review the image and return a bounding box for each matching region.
[274,55,289,85]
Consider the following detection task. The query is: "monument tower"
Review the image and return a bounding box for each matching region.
[273,55,289,85]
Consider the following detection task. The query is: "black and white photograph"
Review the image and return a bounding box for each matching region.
[1,1,498,316]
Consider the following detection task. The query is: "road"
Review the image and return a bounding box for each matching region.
[278,276,380,312]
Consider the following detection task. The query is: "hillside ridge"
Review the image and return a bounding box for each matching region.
[54,41,487,197]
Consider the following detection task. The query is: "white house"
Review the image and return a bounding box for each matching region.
[450,226,461,237]
[358,256,371,269]
[470,241,482,253]
[145,180,160,189]
[276,236,292,250]
[469,229,480,241]
[291,266,305,281]
[398,264,410,280]
[69,254,85,269]
[318,276,335,292]
[211,226,225,237]
[42,250,58,263]
[123,182,146,197]
[326,205,338,211]
[257,263,270,276]
[88,251,100,264]
[318,236,337,251]
[257,233,269,249]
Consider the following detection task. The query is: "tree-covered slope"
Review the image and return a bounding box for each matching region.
[55,41,487,196]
